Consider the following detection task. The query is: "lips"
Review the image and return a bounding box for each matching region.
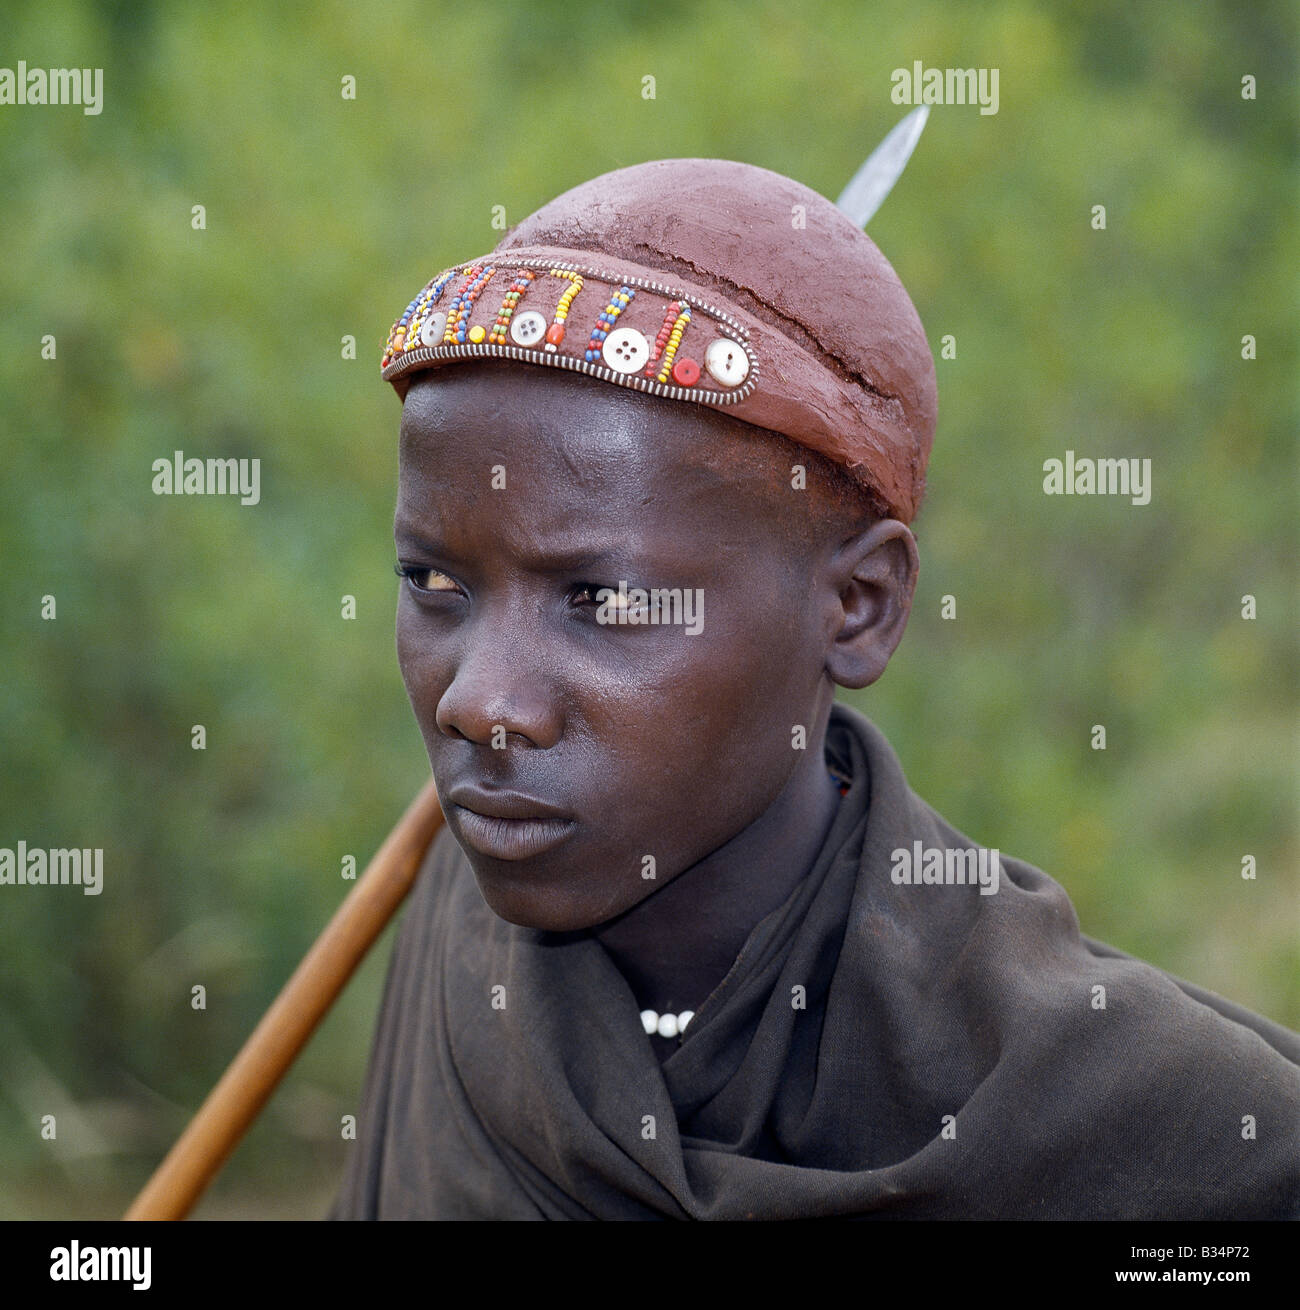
[445,783,576,861]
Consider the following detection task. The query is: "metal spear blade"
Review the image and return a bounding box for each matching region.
[834,104,930,229]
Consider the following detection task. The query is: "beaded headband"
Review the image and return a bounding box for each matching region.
[382,253,759,407]
[381,144,937,523]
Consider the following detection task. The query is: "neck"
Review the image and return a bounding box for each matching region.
[592,724,842,1016]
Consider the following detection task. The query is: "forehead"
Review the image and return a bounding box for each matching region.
[395,363,791,551]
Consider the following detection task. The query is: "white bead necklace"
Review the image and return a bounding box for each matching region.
[640,1008,694,1039]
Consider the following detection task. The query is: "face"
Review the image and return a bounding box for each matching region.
[394,362,854,932]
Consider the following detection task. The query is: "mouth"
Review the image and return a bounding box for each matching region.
[445,785,577,861]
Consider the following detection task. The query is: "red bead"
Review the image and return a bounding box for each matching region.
[672,357,701,386]
[546,323,565,345]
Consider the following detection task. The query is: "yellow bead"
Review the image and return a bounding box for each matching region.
[468,325,486,344]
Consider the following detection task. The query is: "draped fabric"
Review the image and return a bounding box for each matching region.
[331,705,1300,1219]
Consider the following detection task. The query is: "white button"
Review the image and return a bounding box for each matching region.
[417,312,446,347]
[640,1009,659,1035]
[602,327,650,374]
[704,337,750,387]
[657,1013,679,1038]
[510,310,547,346]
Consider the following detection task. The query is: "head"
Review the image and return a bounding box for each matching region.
[385,155,935,931]
[395,359,918,931]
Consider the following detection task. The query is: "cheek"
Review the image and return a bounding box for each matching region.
[395,601,424,686]
[395,596,424,659]
[607,588,825,808]
[395,597,450,726]
[690,576,824,716]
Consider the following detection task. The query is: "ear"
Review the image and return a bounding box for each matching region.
[823,519,918,689]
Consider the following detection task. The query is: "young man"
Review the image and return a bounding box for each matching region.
[331,158,1299,1219]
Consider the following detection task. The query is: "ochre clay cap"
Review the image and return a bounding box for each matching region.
[382,158,937,522]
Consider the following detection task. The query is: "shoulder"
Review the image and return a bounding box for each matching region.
[1079,932,1300,1064]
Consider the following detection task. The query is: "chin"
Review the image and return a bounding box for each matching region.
[463,855,637,934]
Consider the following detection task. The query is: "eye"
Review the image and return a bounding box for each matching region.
[570,582,649,619]
[569,582,613,607]
[394,562,463,595]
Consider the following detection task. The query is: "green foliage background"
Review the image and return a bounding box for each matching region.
[0,0,1295,1218]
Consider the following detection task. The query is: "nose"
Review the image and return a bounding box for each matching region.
[433,609,562,750]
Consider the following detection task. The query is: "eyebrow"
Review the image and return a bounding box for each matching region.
[394,526,647,576]
[393,527,451,559]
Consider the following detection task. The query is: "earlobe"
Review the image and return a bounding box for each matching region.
[824,520,918,689]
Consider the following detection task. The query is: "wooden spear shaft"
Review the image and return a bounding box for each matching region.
[124,777,445,1220]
